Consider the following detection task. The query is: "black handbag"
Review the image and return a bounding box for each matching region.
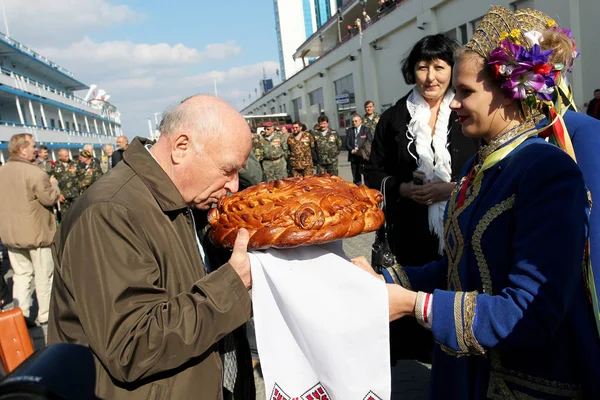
[371,176,397,273]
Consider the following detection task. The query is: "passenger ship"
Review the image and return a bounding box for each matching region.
[0,31,122,164]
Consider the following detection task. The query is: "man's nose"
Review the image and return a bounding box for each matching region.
[226,174,240,193]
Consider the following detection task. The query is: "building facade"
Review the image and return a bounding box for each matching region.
[250,0,600,133]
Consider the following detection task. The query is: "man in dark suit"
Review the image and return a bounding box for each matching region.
[110,135,129,167]
[345,114,373,185]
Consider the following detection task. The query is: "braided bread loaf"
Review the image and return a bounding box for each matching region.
[208,174,384,249]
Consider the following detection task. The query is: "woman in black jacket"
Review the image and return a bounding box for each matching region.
[365,34,479,394]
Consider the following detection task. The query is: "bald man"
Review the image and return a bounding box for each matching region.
[111,135,129,167]
[48,95,254,400]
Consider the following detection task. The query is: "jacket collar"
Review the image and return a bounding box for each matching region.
[8,156,35,165]
[123,137,188,212]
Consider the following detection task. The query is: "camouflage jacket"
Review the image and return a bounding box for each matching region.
[314,129,342,165]
[78,162,103,192]
[260,133,288,161]
[363,113,380,134]
[288,132,315,169]
[51,160,81,199]
[252,133,264,162]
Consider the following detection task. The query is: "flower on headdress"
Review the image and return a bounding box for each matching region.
[524,30,544,47]
[547,19,556,28]
[488,41,555,104]
[499,31,509,41]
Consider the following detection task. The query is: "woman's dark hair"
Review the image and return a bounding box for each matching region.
[401,34,459,85]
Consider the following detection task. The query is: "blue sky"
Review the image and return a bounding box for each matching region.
[4,0,280,136]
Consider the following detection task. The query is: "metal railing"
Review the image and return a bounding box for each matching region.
[0,67,122,124]
[1,66,93,108]
[0,32,75,78]
[0,120,114,139]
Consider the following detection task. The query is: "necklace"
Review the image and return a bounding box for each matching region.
[477,120,537,163]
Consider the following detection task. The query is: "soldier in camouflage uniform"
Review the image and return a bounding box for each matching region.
[51,148,81,213]
[84,144,103,172]
[78,150,103,193]
[314,115,342,175]
[363,100,380,134]
[260,122,288,181]
[288,121,315,177]
[251,130,264,162]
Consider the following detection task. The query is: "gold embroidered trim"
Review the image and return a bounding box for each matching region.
[489,352,582,397]
[389,263,412,290]
[478,120,537,163]
[445,177,482,291]
[415,291,426,327]
[439,343,468,357]
[454,292,468,352]
[472,195,516,294]
[463,291,486,355]
[488,373,518,400]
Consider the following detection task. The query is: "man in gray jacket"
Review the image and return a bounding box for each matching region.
[0,133,61,326]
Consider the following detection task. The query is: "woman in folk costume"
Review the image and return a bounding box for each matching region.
[355,6,600,398]
[516,8,600,333]
[365,34,478,383]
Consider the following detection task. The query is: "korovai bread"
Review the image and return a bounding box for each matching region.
[208,174,384,249]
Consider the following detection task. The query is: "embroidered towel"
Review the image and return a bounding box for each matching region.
[250,241,390,399]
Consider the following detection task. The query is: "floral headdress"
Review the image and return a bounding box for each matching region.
[466,6,580,116]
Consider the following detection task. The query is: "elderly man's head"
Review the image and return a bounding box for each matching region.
[116,136,129,150]
[103,144,114,156]
[58,148,70,162]
[83,144,94,153]
[153,95,251,210]
[8,133,36,162]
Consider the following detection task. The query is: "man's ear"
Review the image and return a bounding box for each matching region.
[171,133,191,165]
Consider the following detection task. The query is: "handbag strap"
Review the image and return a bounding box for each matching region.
[379,176,391,232]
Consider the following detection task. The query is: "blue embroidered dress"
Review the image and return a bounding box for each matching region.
[383,121,600,398]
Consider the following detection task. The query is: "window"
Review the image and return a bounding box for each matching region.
[459,24,468,45]
[270,107,276,114]
[66,121,70,130]
[50,118,55,128]
[283,104,287,113]
[308,87,324,113]
[292,97,303,121]
[444,28,457,41]
[334,74,356,128]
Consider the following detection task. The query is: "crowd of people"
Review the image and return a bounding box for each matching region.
[250,103,380,187]
[0,5,599,399]
[0,136,130,326]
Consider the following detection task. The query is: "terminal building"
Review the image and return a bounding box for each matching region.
[243,0,600,132]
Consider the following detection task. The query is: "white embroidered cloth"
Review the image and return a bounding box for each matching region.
[250,242,390,400]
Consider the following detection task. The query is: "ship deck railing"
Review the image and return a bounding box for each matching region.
[0,120,113,140]
[0,66,94,109]
[0,67,121,124]
[0,32,74,78]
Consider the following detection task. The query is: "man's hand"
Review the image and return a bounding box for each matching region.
[229,228,252,289]
[58,194,65,203]
[49,175,58,185]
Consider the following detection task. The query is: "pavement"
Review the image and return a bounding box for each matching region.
[1,151,430,398]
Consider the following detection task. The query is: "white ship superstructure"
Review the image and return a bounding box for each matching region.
[0,31,122,163]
